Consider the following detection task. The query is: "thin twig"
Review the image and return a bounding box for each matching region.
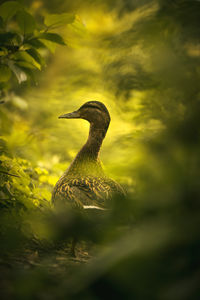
[0,171,20,177]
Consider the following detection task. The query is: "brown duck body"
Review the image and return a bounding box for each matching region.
[52,101,124,210]
[52,174,124,210]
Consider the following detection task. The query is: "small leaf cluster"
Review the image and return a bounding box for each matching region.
[0,149,53,252]
[0,1,75,90]
[0,153,52,207]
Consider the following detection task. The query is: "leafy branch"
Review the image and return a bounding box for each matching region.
[0,1,77,92]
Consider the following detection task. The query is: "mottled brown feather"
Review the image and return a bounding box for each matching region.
[52,175,125,209]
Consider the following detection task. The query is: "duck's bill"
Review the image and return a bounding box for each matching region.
[58,110,80,119]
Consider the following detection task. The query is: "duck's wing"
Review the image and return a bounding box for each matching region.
[52,176,124,209]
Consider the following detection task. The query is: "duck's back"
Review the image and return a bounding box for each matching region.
[52,173,124,210]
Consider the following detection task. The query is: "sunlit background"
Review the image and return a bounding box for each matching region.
[4,0,172,185]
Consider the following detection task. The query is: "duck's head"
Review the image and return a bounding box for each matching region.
[59,101,111,130]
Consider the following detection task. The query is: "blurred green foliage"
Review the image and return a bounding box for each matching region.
[0,0,76,94]
[0,0,200,299]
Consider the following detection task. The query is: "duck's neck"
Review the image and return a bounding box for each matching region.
[67,123,108,176]
[81,124,107,159]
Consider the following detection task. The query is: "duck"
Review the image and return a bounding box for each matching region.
[52,101,125,256]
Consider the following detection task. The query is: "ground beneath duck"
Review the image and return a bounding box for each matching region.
[2,241,94,268]
[0,241,95,298]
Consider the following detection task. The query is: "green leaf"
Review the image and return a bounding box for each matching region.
[25,38,46,49]
[13,51,41,70]
[15,61,37,70]
[8,62,27,83]
[16,10,36,35]
[39,33,66,45]
[0,1,22,22]
[0,65,11,82]
[69,16,87,37]
[38,39,57,53]
[0,32,18,44]
[44,13,75,28]
[19,44,31,51]
[26,48,44,66]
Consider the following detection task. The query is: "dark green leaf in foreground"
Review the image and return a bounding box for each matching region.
[16,10,36,35]
[13,51,41,70]
[0,32,19,45]
[0,1,22,23]
[38,33,66,45]
[0,32,14,44]
[25,38,46,49]
[26,48,45,67]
